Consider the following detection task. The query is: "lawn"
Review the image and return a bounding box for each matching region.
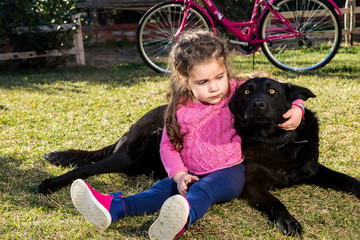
[0,45,359,239]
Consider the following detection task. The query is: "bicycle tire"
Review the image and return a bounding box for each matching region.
[259,0,341,71]
[137,2,213,73]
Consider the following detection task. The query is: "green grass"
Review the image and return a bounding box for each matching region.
[0,45,359,239]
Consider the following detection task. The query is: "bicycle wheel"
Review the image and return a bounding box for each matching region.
[137,2,213,73]
[259,0,341,71]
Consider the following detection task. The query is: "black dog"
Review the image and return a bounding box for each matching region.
[39,78,360,236]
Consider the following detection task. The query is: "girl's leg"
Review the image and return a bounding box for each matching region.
[148,164,245,239]
[186,164,245,225]
[111,177,178,220]
[70,177,178,231]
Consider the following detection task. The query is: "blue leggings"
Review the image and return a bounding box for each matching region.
[109,164,245,225]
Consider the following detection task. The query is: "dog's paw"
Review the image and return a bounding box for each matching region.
[43,152,62,166]
[351,181,360,198]
[38,179,59,195]
[354,190,360,199]
[273,215,302,236]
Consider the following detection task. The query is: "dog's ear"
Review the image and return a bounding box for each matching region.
[283,83,316,102]
[229,86,239,115]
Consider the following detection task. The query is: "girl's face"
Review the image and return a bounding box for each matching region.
[187,58,229,105]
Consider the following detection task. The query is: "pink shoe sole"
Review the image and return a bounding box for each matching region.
[70,179,111,231]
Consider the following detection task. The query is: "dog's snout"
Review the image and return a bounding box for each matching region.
[252,101,266,110]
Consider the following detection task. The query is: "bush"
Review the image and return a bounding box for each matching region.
[0,0,80,67]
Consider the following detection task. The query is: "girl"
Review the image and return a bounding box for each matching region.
[70,30,305,239]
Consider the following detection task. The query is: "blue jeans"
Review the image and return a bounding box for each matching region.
[109,164,245,225]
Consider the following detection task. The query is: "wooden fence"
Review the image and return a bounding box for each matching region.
[0,14,85,65]
[342,0,360,45]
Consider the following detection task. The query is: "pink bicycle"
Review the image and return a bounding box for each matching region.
[137,0,342,73]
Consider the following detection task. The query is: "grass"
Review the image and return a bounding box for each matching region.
[0,45,359,239]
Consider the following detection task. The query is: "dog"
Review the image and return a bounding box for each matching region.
[38,77,360,236]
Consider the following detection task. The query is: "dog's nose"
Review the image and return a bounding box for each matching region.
[253,101,266,110]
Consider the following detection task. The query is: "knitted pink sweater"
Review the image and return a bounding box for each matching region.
[160,79,244,178]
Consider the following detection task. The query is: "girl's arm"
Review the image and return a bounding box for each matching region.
[160,127,199,196]
[172,171,199,196]
[159,127,188,178]
[278,99,305,130]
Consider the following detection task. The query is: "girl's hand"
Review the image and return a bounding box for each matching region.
[278,106,303,131]
[173,172,199,196]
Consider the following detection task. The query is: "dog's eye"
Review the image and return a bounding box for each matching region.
[269,89,275,94]
[244,90,250,95]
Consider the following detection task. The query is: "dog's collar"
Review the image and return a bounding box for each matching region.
[265,143,287,150]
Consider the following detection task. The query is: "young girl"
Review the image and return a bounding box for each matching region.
[70,30,305,239]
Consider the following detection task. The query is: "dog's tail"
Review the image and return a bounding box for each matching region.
[44,144,116,167]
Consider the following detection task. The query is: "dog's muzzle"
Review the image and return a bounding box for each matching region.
[248,98,271,119]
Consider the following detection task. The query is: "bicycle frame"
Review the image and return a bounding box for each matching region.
[171,0,342,46]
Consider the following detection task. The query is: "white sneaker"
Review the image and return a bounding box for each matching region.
[148,195,190,240]
[70,179,112,231]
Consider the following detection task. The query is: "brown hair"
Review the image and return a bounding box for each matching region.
[164,30,229,150]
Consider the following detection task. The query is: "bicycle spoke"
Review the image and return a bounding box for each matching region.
[150,43,173,59]
[143,39,170,48]
[165,7,177,35]
[306,14,334,33]
[161,8,176,35]
[289,1,301,28]
[277,42,294,55]
[300,5,324,32]
[176,5,182,28]
[145,21,172,38]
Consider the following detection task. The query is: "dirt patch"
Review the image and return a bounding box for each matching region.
[84,47,143,67]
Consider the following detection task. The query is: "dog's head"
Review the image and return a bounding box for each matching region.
[229,77,316,144]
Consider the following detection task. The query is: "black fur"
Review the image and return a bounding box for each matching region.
[38,77,360,236]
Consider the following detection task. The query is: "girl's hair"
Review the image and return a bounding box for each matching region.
[164,30,229,150]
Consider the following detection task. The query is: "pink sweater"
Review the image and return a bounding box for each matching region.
[160,79,244,178]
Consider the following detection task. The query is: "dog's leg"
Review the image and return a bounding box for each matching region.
[241,186,302,236]
[38,151,132,194]
[306,164,360,198]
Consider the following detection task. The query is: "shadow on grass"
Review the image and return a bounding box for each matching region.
[0,62,167,90]
[0,152,158,238]
[266,63,360,82]
[0,154,81,212]
[1,57,359,95]
[0,155,56,208]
